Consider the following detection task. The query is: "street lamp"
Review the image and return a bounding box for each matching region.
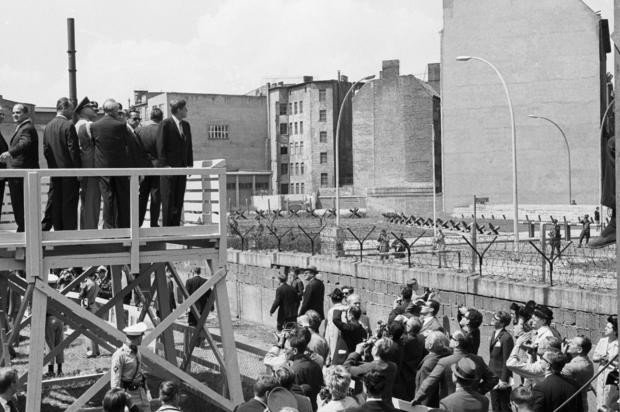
[335,74,376,227]
[528,115,572,204]
[456,55,519,253]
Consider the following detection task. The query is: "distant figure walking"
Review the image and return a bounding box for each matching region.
[549,219,562,259]
[434,229,447,268]
[377,229,390,261]
[577,214,591,248]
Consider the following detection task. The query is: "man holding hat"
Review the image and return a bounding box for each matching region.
[111,322,150,411]
[298,266,324,320]
[45,274,64,378]
[269,272,298,331]
[439,357,490,412]
[74,97,100,229]
[79,271,101,358]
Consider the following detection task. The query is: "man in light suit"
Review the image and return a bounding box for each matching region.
[155,99,193,226]
[0,104,39,232]
[562,336,594,411]
[420,300,444,336]
[43,97,81,231]
[489,311,515,412]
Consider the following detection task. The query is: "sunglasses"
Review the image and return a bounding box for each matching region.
[131,117,141,121]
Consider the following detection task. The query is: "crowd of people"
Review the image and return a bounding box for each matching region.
[247,266,620,412]
[0,96,193,232]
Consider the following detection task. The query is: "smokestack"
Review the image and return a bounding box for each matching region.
[67,18,77,107]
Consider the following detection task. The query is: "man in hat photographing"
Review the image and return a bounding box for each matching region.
[439,357,490,412]
[270,272,298,331]
[111,322,150,412]
[80,270,101,358]
[298,266,324,321]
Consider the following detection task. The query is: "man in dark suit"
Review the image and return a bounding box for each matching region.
[156,99,193,226]
[135,107,163,226]
[439,357,490,412]
[298,266,324,320]
[184,267,212,355]
[488,310,514,412]
[91,99,131,228]
[269,273,298,331]
[233,374,278,412]
[0,104,39,232]
[126,110,154,227]
[43,97,81,231]
[532,351,583,412]
[344,371,398,412]
[0,106,8,221]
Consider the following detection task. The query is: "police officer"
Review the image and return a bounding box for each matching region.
[79,271,101,358]
[111,322,150,411]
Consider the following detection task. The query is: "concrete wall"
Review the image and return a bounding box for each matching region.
[441,0,604,212]
[226,250,616,346]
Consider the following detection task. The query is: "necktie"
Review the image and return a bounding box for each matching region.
[6,399,18,412]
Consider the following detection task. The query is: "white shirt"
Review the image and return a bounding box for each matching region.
[172,114,184,137]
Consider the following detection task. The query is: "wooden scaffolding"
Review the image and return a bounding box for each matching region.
[0,160,243,411]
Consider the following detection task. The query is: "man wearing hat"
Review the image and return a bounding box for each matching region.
[74,96,100,229]
[438,357,490,412]
[79,271,101,358]
[269,272,298,331]
[531,305,561,347]
[44,274,65,378]
[111,322,150,411]
[298,266,324,320]
[42,97,81,231]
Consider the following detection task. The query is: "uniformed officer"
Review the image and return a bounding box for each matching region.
[45,274,64,378]
[79,271,100,358]
[111,322,150,411]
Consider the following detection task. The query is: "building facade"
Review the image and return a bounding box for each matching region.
[441,0,610,213]
[262,76,353,196]
[133,91,271,209]
[352,60,441,213]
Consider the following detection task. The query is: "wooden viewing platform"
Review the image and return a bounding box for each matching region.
[0,159,244,412]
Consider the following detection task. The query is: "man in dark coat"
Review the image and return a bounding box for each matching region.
[287,326,323,411]
[91,99,131,228]
[269,273,298,331]
[155,99,193,226]
[126,110,154,227]
[184,267,212,355]
[43,97,81,231]
[489,311,514,412]
[344,371,398,412]
[0,103,39,232]
[233,374,278,412]
[532,351,583,412]
[0,106,8,220]
[439,357,490,412]
[298,266,324,320]
[135,107,163,226]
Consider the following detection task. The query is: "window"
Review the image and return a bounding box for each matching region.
[290,142,294,154]
[320,152,328,164]
[321,173,328,187]
[280,184,289,194]
[300,162,305,175]
[280,123,288,135]
[319,89,326,102]
[300,142,304,153]
[226,183,235,191]
[319,110,327,122]
[295,142,299,154]
[290,163,294,175]
[280,163,288,175]
[279,103,287,115]
[295,183,300,194]
[280,144,288,155]
[290,184,294,193]
[301,183,305,193]
[320,131,327,143]
[289,122,292,133]
[256,182,268,191]
[294,122,298,134]
[294,102,298,114]
[289,103,292,114]
[208,124,229,140]
[299,101,303,113]
[295,163,299,175]
[299,121,303,134]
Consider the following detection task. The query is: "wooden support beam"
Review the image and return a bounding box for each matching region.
[124,270,159,326]
[154,264,177,366]
[181,288,216,371]
[25,285,47,412]
[138,278,158,322]
[59,266,96,294]
[64,372,111,412]
[7,283,32,346]
[110,265,126,330]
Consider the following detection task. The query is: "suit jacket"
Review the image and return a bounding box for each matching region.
[8,119,39,169]
[155,117,193,167]
[233,398,267,412]
[344,352,397,403]
[0,131,7,172]
[299,278,324,319]
[439,388,490,412]
[489,328,514,382]
[332,309,367,353]
[126,126,153,168]
[415,351,445,406]
[394,333,427,400]
[43,115,81,169]
[532,373,584,412]
[270,283,298,323]
[135,123,160,166]
[562,355,594,412]
[420,316,444,335]
[291,354,324,411]
[344,399,396,412]
[91,115,131,168]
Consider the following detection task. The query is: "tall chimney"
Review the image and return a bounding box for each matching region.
[67,18,77,107]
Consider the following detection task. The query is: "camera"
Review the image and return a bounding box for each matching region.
[519,340,538,355]
[273,321,297,346]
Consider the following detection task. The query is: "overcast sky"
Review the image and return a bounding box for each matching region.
[0,0,613,107]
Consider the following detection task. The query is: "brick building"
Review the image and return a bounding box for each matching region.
[352,60,442,213]
[133,91,271,209]
[259,76,353,196]
[441,0,611,213]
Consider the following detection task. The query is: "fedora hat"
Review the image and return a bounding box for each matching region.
[451,357,478,381]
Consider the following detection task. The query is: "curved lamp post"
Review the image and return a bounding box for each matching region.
[335,74,375,226]
[456,55,519,253]
[528,115,572,204]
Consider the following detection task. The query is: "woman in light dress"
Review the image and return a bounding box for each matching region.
[593,315,618,412]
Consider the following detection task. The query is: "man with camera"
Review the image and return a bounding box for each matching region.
[562,336,594,412]
[332,304,367,355]
[506,334,562,386]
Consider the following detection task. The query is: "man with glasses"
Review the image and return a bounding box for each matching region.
[562,336,594,411]
[507,334,562,386]
[532,351,583,412]
[0,104,39,232]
